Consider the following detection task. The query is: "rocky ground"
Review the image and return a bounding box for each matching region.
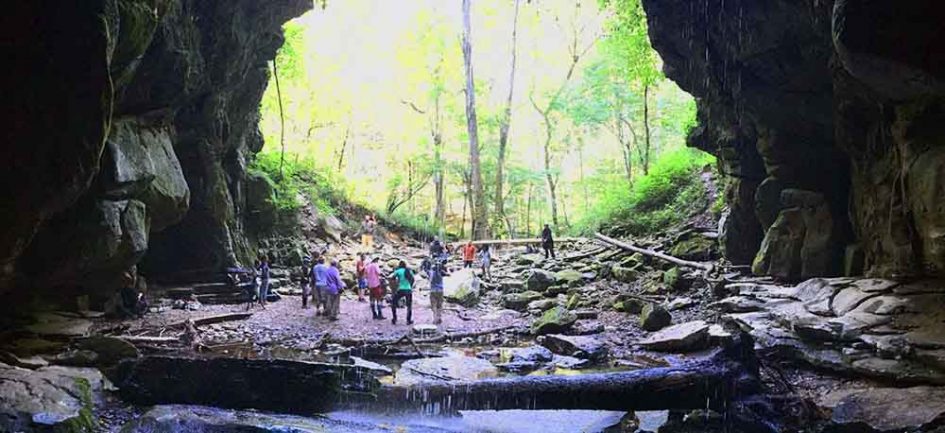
[3,225,945,432]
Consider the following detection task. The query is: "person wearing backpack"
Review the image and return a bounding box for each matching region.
[388,260,414,325]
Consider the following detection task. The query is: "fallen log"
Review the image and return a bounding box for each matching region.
[594,232,714,272]
[361,338,759,414]
[449,237,585,247]
[327,325,520,346]
[560,247,607,262]
[164,312,253,330]
[113,355,383,415]
[117,335,180,344]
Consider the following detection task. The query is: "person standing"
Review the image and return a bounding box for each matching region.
[257,255,271,309]
[479,245,492,281]
[324,260,345,320]
[429,260,445,324]
[300,256,312,309]
[388,261,414,325]
[462,241,477,268]
[360,216,373,249]
[355,253,367,302]
[364,257,385,319]
[541,224,555,259]
[311,257,329,316]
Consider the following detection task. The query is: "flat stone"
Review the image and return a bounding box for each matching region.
[411,324,439,336]
[540,334,608,360]
[831,287,883,316]
[395,353,498,385]
[665,296,695,311]
[349,356,393,375]
[845,278,900,293]
[0,351,48,369]
[0,362,105,432]
[635,410,670,433]
[637,320,710,352]
[507,345,554,363]
[709,296,765,313]
[551,354,589,369]
[824,386,945,432]
[25,313,93,338]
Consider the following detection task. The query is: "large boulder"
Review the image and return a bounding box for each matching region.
[0,363,106,433]
[752,189,841,279]
[445,285,479,308]
[610,265,638,283]
[526,269,557,292]
[531,306,578,335]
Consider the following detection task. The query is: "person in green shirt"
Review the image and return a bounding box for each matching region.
[388,260,414,325]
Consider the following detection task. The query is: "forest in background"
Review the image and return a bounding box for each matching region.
[255,0,710,239]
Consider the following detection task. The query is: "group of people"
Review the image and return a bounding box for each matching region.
[295,253,431,325]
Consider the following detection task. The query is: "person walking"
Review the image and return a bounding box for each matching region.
[479,245,492,281]
[462,241,477,269]
[324,260,345,320]
[364,257,385,319]
[429,260,445,324]
[388,260,414,325]
[299,256,312,308]
[361,215,376,249]
[541,224,556,259]
[257,255,271,309]
[311,257,329,316]
[355,253,367,302]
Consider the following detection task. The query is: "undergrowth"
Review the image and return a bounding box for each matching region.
[248,152,350,217]
[573,148,715,236]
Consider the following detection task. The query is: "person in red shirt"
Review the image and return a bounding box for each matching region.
[462,242,477,268]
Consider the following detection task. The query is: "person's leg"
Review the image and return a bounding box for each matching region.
[390,291,400,324]
[405,291,413,324]
[550,243,556,259]
[431,292,442,324]
[331,293,340,319]
[302,283,309,308]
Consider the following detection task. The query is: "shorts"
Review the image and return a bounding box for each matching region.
[358,278,367,289]
[369,285,384,299]
[430,291,443,309]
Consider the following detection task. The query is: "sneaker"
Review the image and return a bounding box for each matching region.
[391,318,397,325]
[407,320,414,325]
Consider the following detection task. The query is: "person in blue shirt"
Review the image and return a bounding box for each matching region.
[311,257,329,316]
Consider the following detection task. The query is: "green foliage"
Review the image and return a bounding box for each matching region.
[572,148,715,235]
[248,152,349,217]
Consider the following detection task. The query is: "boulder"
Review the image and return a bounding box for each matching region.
[640,304,672,331]
[499,279,525,292]
[554,269,585,287]
[0,363,106,433]
[516,254,543,266]
[502,291,543,311]
[527,299,558,313]
[445,285,479,308]
[531,306,578,335]
[638,320,710,352]
[665,297,695,311]
[662,267,682,290]
[25,313,93,338]
[823,386,945,433]
[73,336,140,367]
[395,354,498,385]
[507,345,554,363]
[526,269,557,292]
[610,265,638,283]
[540,334,608,360]
[668,236,718,261]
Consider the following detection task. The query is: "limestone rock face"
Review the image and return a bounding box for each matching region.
[3,0,313,296]
[642,0,945,279]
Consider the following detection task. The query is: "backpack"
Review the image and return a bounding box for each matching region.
[405,268,415,286]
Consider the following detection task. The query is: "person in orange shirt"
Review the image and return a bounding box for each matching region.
[462,241,477,268]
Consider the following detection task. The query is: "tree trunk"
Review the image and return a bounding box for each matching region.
[642,83,652,175]
[494,0,520,233]
[461,0,488,240]
[525,183,533,236]
[369,340,759,414]
[578,138,588,214]
[433,95,445,229]
[336,125,349,173]
[272,60,286,180]
[541,115,559,228]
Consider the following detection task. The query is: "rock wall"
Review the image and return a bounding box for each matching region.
[642,0,945,279]
[2,0,310,298]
